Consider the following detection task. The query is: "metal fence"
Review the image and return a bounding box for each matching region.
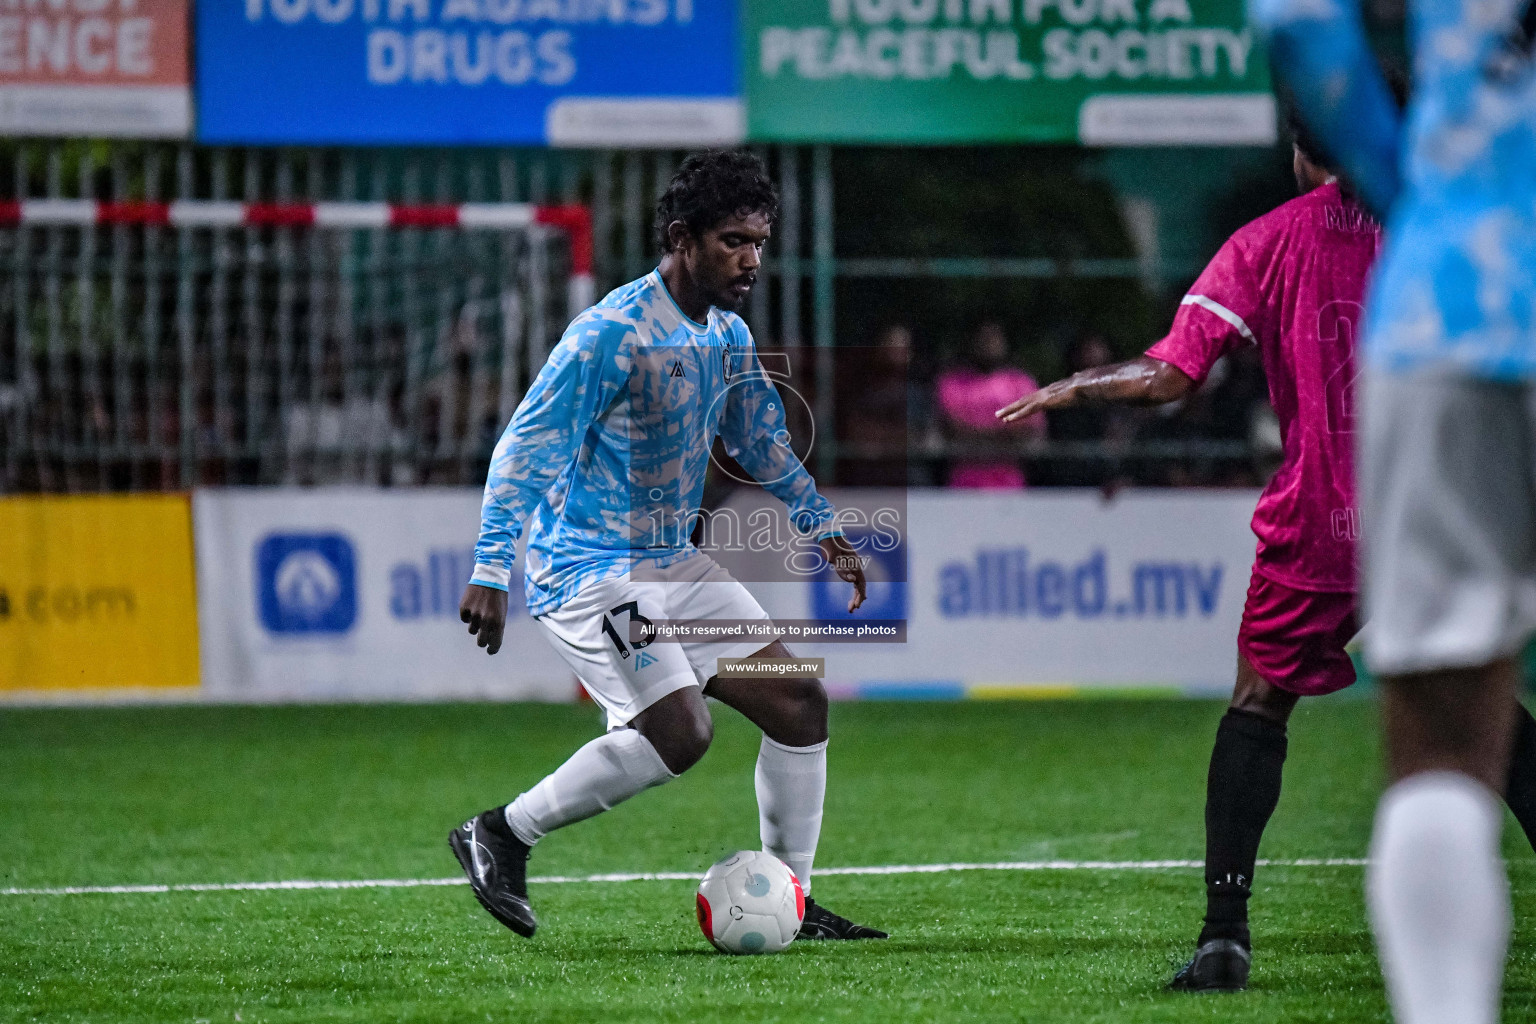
[0,142,1269,495]
[0,146,621,491]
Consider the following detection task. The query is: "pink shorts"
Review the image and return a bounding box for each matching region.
[1237,572,1360,697]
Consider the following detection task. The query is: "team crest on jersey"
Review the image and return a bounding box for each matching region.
[722,345,733,382]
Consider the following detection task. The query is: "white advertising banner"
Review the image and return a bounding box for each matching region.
[193,488,573,702]
[192,487,1263,702]
[736,489,1263,696]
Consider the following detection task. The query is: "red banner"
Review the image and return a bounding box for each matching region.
[0,0,190,137]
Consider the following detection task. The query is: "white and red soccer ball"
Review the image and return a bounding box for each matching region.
[695,850,804,954]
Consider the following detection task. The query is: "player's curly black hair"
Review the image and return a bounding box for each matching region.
[1286,104,1328,168]
[654,150,779,255]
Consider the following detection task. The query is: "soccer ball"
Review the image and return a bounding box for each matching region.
[695,850,805,954]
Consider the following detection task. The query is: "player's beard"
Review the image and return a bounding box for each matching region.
[707,269,755,312]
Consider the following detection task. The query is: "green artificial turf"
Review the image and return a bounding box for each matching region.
[2,698,1534,1023]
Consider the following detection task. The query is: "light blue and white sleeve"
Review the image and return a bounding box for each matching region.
[1251,0,1404,218]
[469,318,632,591]
[718,322,841,541]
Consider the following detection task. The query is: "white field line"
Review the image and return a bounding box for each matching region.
[0,858,1368,897]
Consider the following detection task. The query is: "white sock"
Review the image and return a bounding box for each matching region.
[755,736,827,896]
[1367,772,1510,1024]
[504,729,675,846]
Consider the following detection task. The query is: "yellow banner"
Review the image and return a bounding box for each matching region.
[0,494,199,692]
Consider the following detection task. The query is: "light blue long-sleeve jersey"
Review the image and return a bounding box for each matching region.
[469,270,840,617]
[1254,0,1536,379]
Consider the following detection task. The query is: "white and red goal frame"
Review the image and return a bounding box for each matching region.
[0,199,595,317]
[0,198,596,489]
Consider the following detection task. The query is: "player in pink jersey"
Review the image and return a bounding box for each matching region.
[996,119,1536,992]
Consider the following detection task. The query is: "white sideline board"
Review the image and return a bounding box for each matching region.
[193,488,573,702]
[192,487,1264,701]
[734,488,1263,695]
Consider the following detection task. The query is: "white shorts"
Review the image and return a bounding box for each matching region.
[535,552,782,730]
[1361,370,1536,674]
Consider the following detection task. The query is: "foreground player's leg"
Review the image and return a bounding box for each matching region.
[1170,656,1297,992]
[1360,373,1536,1022]
[1369,664,1518,1024]
[450,687,708,937]
[705,641,887,940]
[1501,701,1536,850]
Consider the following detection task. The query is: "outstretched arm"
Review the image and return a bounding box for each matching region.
[995,357,1196,424]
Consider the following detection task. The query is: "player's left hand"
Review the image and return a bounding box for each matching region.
[819,534,866,613]
[460,583,508,655]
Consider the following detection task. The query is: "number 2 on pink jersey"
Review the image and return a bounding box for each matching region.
[1320,301,1365,434]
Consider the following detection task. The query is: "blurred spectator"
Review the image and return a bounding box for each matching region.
[935,321,1044,489]
[285,343,407,486]
[1044,332,1138,487]
[839,322,923,486]
[1130,346,1270,487]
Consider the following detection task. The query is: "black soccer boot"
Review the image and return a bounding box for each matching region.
[796,897,888,940]
[448,807,537,938]
[1167,938,1252,992]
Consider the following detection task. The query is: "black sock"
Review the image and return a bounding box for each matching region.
[1198,708,1288,948]
[1503,703,1536,852]
[483,806,519,844]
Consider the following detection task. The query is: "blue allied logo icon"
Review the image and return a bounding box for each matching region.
[257,533,358,635]
[812,534,907,622]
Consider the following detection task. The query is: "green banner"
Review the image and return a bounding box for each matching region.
[745,0,1275,144]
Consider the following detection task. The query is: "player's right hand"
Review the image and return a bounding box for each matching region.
[996,381,1067,423]
[460,583,509,655]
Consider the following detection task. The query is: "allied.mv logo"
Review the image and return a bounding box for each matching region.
[256,533,358,635]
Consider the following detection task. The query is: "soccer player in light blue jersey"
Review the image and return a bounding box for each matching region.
[447,150,886,943]
[1258,0,1536,1019]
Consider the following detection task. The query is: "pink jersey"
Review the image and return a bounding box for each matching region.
[937,366,1042,489]
[1146,182,1379,592]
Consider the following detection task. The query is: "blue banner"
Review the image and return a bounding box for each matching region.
[196,0,742,145]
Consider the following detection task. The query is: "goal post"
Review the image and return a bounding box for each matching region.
[0,200,594,492]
